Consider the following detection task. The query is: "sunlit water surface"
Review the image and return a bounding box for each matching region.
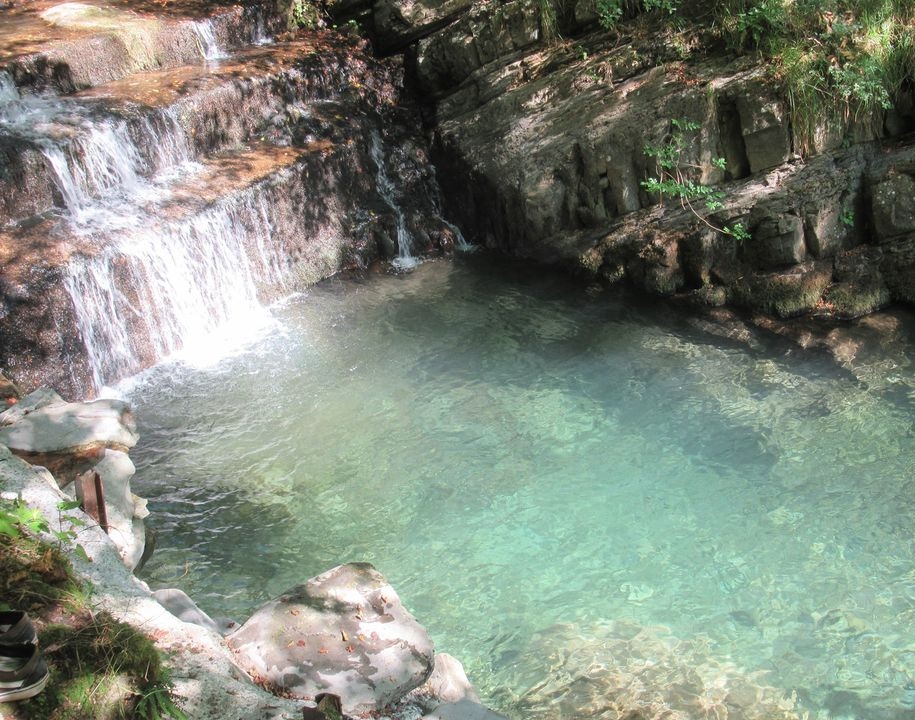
[127,256,915,719]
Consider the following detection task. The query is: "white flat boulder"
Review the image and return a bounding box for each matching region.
[0,391,138,454]
[228,562,434,715]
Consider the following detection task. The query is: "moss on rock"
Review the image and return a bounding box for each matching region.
[731,264,832,318]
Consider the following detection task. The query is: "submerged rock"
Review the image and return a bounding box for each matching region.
[228,562,435,715]
[152,588,236,636]
[421,698,508,720]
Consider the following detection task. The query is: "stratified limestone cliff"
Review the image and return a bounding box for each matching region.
[347,0,915,320]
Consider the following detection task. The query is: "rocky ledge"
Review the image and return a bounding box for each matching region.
[0,389,505,720]
[337,0,915,321]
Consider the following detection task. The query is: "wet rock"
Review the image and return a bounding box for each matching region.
[732,262,833,318]
[880,234,915,303]
[228,562,434,715]
[824,246,890,318]
[747,212,806,269]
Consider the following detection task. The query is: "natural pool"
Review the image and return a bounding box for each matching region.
[127,255,915,719]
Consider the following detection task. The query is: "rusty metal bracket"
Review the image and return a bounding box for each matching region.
[75,470,108,533]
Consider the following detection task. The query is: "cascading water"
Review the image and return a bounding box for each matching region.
[65,190,284,389]
[370,130,419,270]
[39,122,148,225]
[1,5,469,395]
[0,72,18,106]
[0,81,195,228]
[192,20,228,61]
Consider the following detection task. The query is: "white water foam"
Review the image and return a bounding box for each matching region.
[370,130,420,270]
[39,120,147,224]
[0,81,197,228]
[192,19,228,61]
[0,71,19,107]
[64,189,287,389]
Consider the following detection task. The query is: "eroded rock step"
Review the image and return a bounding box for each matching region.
[1,0,283,93]
[0,37,391,227]
[0,128,386,396]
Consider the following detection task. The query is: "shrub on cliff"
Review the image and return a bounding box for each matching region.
[586,0,915,151]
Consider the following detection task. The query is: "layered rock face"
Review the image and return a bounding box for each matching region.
[356,0,915,320]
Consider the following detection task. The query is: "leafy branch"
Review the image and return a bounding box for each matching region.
[641,118,750,242]
[1,496,91,561]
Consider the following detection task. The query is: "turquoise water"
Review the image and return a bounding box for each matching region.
[128,256,915,719]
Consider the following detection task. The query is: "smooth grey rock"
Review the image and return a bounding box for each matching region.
[94,449,147,570]
[0,387,64,426]
[0,397,138,454]
[0,443,303,720]
[421,698,509,720]
[424,653,480,705]
[228,562,434,715]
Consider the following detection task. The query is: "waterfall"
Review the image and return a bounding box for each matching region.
[138,107,196,178]
[370,130,419,270]
[1,3,462,396]
[65,189,285,388]
[244,6,274,45]
[39,121,146,224]
[192,20,228,61]
[0,79,195,228]
[0,72,18,107]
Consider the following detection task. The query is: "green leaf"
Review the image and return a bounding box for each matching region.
[58,499,82,511]
[0,515,21,538]
[53,530,74,544]
[14,505,49,534]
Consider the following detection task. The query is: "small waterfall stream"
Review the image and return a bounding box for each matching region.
[0,13,464,393]
[371,130,419,270]
[192,20,229,61]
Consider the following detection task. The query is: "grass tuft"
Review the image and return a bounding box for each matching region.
[0,516,185,720]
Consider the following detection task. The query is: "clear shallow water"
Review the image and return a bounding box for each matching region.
[127,256,915,719]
